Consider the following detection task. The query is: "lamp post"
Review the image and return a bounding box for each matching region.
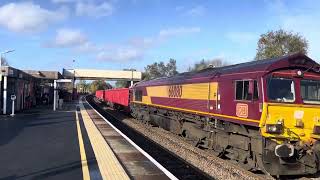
[1,50,15,67]
[131,69,133,87]
[1,49,14,115]
[72,59,76,100]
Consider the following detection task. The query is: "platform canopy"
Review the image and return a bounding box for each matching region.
[62,68,142,81]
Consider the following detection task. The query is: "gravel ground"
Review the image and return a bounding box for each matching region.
[102,106,274,180]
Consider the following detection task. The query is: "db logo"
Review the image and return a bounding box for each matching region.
[168,85,182,98]
[236,103,248,118]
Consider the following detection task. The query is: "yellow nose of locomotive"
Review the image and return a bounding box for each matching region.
[259,103,320,175]
[260,103,320,143]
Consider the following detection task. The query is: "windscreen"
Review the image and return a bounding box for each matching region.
[267,77,295,102]
[301,79,320,104]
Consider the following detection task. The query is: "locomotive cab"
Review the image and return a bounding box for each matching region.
[260,62,320,175]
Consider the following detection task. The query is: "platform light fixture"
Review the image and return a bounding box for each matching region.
[1,49,15,68]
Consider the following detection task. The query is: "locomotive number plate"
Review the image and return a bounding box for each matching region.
[168,85,182,98]
[236,103,248,118]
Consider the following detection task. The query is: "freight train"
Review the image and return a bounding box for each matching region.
[95,53,320,176]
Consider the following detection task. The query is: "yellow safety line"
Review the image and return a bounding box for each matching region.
[75,111,90,180]
[79,101,130,180]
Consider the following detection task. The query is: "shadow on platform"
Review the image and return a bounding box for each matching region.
[0,102,83,180]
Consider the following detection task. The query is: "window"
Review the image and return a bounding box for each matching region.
[301,80,320,104]
[236,81,243,100]
[134,90,142,101]
[267,77,295,102]
[253,81,259,100]
[235,80,259,101]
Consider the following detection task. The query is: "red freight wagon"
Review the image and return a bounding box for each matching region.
[95,90,104,100]
[104,88,130,108]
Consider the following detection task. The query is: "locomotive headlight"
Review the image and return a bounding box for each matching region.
[295,70,304,77]
[266,124,283,134]
[297,70,302,76]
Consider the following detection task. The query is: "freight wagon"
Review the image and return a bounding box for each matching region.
[103,88,130,112]
[95,90,104,100]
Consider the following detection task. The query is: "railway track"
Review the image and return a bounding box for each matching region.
[86,95,212,180]
[86,95,274,180]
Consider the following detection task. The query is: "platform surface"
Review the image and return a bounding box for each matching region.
[0,104,88,180]
[0,100,171,180]
[82,100,170,180]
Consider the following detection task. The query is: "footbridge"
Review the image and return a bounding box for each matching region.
[62,68,142,81]
[51,68,142,111]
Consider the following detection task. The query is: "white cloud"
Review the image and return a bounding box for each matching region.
[176,5,205,17]
[51,0,78,3]
[76,1,114,18]
[159,27,201,38]
[96,27,201,62]
[128,37,155,49]
[185,5,206,17]
[226,32,258,45]
[97,47,144,62]
[0,2,67,33]
[48,28,88,48]
[45,26,200,62]
[75,42,100,52]
[175,6,184,11]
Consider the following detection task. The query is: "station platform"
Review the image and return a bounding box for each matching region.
[0,98,172,180]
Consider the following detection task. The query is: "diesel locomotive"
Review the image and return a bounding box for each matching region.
[98,53,320,176]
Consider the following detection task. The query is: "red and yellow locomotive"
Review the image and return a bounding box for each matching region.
[98,53,320,176]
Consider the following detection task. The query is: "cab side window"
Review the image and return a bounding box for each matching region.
[235,80,259,101]
[253,80,259,100]
[134,90,142,101]
[236,81,245,100]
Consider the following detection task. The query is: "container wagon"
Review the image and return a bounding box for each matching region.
[104,88,130,112]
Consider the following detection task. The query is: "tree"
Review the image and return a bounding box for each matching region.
[115,81,131,88]
[255,29,308,60]
[1,56,9,66]
[115,68,137,88]
[143,58,178,80]
[90,80,110,93]
[77,80,89,93]
[188,58,228,72]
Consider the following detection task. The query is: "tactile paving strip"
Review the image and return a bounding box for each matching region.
[79,101,130,180]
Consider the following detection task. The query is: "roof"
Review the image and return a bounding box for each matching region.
[23,70,63,80]
[135,53,320,87]
[0,66,35,81]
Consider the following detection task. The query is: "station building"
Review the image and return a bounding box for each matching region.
[0,66,62,114]
[1,66,142,115]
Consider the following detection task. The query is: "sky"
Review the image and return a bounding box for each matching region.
[0,0,319,73]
